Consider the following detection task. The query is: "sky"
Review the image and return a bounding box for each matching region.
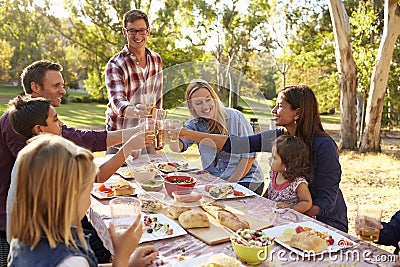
[34,0,69,17]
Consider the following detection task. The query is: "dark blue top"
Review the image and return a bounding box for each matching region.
[222,128,348,233]
[8,227,97,267]
[378,210,400,254]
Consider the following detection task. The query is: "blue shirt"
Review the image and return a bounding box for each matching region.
[223,128,348,233]
[180,108,264,189]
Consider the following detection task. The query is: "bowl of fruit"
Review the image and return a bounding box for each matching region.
[230,229,274,265]
[163,172,196,197]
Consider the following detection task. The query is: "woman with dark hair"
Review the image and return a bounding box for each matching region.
[179,85,348,232]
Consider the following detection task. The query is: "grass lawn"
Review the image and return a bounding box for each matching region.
[57,103,107,130]
[0,86,24,114]
[0,86,107,129]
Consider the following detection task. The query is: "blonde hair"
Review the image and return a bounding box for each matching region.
[9,134,98,250]
[185,79,228,135]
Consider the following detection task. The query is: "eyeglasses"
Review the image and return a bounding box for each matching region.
[124,28,148,36]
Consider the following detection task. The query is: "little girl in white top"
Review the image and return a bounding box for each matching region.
[264,135,312,213]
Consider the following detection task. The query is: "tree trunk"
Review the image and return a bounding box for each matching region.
[328,0,358,150]
[360,0,400,152]
[231,72,242,108]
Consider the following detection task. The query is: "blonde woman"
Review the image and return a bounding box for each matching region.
[170,79,264,194]
[7,135,157,266]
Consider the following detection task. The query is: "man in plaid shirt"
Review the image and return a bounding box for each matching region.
[105,9,163,134]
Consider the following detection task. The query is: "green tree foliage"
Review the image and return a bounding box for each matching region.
[37,0,124,98]
[0,39,14,82]
[247,53,278,100]
[0,0,87,88]
[349,1,380,96]
[84,70,104,100]
[284,2,339,112]
[149,1,214,108]
[0,0,50,81]
[349,0,400,128]
[385,43,400,126]
[166,0,273,104]
[38,0,212,103]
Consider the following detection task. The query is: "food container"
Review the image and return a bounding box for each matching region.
[139,178,164,192]
[164,173,196,197]
[172,189,203,203]
[230,229,274,265]
[137,192,165,213]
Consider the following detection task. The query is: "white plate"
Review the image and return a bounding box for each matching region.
[156,162,199,173]
[141,213,187,243]
[91,181,138,199]
[262,221,357,256]
[116,167,134,178]
[165,253,244,267]
[198,183,257,199]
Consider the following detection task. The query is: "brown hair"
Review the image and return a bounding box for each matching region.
[123,9,149,28]
[8,95,52,138]
[185,79,228,135]
[275,135,310,182]
[20,60,63,94]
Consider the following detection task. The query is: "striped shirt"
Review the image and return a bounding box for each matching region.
[105,45,163,130]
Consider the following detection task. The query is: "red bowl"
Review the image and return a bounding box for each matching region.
[164,174,196,197]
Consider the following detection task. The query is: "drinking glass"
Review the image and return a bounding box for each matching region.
[154,109,168,147]
[162,119,183,143]
[139,117,156,144]
[356,205,382,242]
[109,197,141,233]
[155,109,168,121]
[139,117,156,133]
[141,93,156,115]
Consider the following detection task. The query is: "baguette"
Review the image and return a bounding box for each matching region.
[200,200,249,231]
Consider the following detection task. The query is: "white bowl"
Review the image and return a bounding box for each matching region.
[133,170,157,183]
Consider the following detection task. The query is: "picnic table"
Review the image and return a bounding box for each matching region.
[89,154,397,266]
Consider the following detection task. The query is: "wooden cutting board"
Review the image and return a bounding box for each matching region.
[159,204,273,245]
